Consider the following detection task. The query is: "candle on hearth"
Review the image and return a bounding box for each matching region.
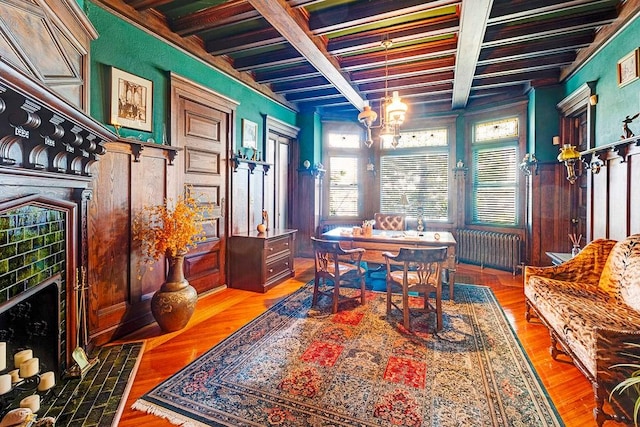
[9,369,20,384]
[19,358,39,378]
[0,342,6,371]
[14,349,32,369]
[37,371,55,392]
[0,374,11,395]
[20,395,40,413]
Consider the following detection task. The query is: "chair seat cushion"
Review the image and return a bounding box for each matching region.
[389,270,437,286]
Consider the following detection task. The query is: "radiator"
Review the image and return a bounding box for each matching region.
[456,229,522,275]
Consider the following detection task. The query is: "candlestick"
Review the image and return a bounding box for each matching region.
[37,372,55,392]
[13,350,32,369]
[19,395,40,413]
[0,342,5,371]
[19,358,39,379]
[0,375,11,395]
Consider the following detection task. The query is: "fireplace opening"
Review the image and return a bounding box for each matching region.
[0,274,61,381]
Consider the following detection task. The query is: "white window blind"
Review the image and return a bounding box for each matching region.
[380,152,449,220]
[328,156,359,216]
[472,146,517,225]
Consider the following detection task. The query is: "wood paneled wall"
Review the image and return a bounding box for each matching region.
[590,143,640,241]
[87,140,178,345]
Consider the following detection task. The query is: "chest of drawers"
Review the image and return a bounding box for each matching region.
[229,229,297,292]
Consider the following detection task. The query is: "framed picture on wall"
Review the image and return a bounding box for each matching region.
[617,48,639,87]
[242,119,258,149]
[110,67,153,132]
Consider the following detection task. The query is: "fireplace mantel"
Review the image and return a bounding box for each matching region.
[0,57,115,176]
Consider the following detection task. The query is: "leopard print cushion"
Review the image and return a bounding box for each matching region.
[599,234,640,309]
[524,238,616,287]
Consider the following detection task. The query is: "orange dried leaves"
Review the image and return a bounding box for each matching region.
[133,192,209,263]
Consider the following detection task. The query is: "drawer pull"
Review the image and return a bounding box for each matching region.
[284,262,289,266]
[268,268,273,273]
[269,247,274,251]
[285,242,289,246]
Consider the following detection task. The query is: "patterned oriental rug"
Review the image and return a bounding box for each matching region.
[133,284,564,427]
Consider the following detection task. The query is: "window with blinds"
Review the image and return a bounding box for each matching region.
[471,117,519,226]
[379,129,450,221]
[328,156,359,217]
[380,153,449,220]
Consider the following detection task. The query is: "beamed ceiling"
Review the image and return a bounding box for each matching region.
[96,0,636,122]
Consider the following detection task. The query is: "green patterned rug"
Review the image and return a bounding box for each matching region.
[133,284,563,426]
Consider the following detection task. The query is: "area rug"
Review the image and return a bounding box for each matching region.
[132,284,564,426]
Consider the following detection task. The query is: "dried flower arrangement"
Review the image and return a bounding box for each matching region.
[132,191,210,266]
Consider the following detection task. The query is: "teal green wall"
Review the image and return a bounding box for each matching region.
[528,85,563,163]
[86,2,297,149]
[564,16,640,145]
[297,110,322,166]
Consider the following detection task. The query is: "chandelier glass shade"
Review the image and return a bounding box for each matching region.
[557,143,581,184]
[357,37,407,148]
[386,91,407,126]
[358,105,378,147]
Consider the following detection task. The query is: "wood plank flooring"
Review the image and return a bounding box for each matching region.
[115,260,600,427]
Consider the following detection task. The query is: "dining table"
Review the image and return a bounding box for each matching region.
[321,227,457,300]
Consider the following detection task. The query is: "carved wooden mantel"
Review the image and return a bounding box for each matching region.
[0,57,115,176]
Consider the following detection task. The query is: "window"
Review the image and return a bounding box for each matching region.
[471,117,519,226]
[379,129,450,221]
[325,130,363,217]
[328,156,359,216]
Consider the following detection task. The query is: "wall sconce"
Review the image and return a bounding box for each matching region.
[557,143,581,184]
[519,153,538,176]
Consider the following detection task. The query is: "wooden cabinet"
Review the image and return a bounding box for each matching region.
[230,229,297,292]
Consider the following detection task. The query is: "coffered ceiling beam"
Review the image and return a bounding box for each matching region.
[452,0,493,109]
[247,0,366,111]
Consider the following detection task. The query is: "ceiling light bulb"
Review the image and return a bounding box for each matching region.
[386,91,407,126]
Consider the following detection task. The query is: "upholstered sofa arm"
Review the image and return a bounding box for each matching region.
[524,238,617,285]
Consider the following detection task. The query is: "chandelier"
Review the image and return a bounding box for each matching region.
[357,37,408,149]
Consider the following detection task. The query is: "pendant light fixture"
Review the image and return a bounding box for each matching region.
[357,36,408,149]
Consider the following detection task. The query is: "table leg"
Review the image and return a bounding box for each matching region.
[448,269,456,301]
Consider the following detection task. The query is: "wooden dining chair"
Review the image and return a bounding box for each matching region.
[311,237,366,313]
[383,246,448,331]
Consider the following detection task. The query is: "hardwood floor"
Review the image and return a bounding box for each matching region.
[116,259,600,427]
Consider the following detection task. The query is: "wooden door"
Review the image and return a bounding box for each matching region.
[171,77,235,293]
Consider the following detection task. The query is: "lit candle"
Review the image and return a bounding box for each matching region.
[19,358,39,378]
[14,350,32,369]
[0,342,5,371]
[9,369,20,383]
[37,372,55,392]
[0,374,11,395]
[20,395,40,413]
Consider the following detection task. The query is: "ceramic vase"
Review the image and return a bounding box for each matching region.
[151,252,197,332]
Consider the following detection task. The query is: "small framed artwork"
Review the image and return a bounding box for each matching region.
[242,119,258,149]
[617,48,639,87]
[110,67,153,132]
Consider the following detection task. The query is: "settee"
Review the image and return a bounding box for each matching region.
[524,234,640,426]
